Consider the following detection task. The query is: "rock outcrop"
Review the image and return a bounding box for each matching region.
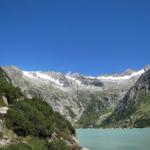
[115,69,150,118]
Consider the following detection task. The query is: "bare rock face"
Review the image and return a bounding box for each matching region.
[70,72,104,87]
[114,69,150,119]
[1,66,145,125]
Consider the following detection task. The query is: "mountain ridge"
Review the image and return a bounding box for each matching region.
[1,65,149,127]
[2,65,148,79]
[102,68,150,128]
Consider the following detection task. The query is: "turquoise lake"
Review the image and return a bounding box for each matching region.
[76,128,150,150]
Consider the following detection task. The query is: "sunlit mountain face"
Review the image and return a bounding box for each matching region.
[1,65,149,127]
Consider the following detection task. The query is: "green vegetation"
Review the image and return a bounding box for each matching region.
[0,143,32,150]
[6,98,53,137]
[137,93,150,112]
[5,97,75,138]
[78,94,112,128]
[134,117,150,128]
[47,139,71,150]
[78,98,101,127]
[0,68,23,104]
[0,68,74,149]
[0,138,71,150]
[101,93,150,128]
[0,99,6,107]
[25,137,48,150]
[133,93,150,128]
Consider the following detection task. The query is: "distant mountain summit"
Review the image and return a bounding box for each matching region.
[1,65,149,127]
[97,68,145,81]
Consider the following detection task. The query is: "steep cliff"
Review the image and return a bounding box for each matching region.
[102,68,150,128]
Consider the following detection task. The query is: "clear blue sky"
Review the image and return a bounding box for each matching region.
[0,0,149,76]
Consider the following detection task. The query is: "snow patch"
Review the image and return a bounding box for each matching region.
[23,71,63,86]
[97,69,145,81]
[36,72,63,86]
[23,71,37,79]
[85,76,96,79]
[66,75,82,85]
[23,68,145,84]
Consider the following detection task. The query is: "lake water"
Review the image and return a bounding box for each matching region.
[76,128,150,150]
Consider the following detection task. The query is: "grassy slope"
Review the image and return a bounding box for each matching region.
[78,93,113,128]
[101,93,150,128]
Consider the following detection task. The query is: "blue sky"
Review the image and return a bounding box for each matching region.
[0,0,149,76]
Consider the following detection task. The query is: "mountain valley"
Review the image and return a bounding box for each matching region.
[1,65,150,128]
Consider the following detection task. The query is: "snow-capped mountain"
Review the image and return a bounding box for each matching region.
[97,69,145,81]
[22,70,104,87]
[22,67,146,87]
[1,65,148,126]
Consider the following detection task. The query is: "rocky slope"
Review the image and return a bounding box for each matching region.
[0,67,78,150]
[1,66,147,127]
[102,67,150,128]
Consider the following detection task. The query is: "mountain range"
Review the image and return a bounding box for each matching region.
[1,65,150,128]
